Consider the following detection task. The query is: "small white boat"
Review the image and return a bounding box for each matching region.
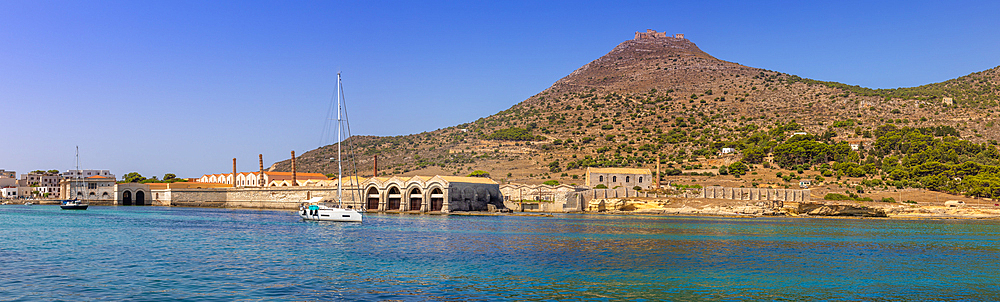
[299,197,362,222]
[24,202,32,206]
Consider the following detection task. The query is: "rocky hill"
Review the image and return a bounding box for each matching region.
[271,32,1000,190]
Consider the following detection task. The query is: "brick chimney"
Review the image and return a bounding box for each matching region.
[291,150,297,186]
[232,158,237,188]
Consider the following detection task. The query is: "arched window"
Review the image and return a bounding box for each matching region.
[639,177,643,183]
[599,175,603,182]
[612,176,617,182]
[626,176,630,183]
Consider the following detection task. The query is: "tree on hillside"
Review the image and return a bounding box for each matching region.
[548,160,561,173]
[123,172,146,183]
[163,173,177,181]
[728,162,749,176]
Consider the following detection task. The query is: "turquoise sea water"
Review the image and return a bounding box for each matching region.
[2,206,999,301]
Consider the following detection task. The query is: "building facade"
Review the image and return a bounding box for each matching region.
[585,167,653,190]
[18,172,62,198]
[198,171,331,187]
[62,169,115,180]
[60,175,116,201]
[361,175,502,212]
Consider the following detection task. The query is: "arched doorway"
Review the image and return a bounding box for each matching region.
[387,187,401,210]
[136,191,145,206]
[122,191,132,206]
[408,188,422,212]
[430,188,444,211]
[366,187,380,211]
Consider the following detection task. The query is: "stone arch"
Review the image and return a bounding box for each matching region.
[429,187,444,212]
[463,187,475,202]
[122,190,133,206]
[88,192,96,199]
[387,186,401,211]
[136,191,145,206]
[475,187,489,210]
[365,186,381,211]
[407,187,422,212]
[102,192,110,199]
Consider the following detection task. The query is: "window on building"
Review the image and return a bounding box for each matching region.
[612,176,617,182]
[626,176,630,183]
[88,183,97,189]
[639,177,643,183]
[599,175,603,182]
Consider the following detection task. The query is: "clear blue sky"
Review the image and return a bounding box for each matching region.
[2,0,998,179]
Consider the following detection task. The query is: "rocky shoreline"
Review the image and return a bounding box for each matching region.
[9,197,1000,220]
[582,198,1000,220]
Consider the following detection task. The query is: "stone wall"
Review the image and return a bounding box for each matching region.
[446,183,503,212]
[690,186,810,202]
[160,187,366,210]
[576,187,668,206]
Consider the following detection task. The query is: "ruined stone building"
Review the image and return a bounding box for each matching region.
[634,29,684,40]
[585,167,653,190]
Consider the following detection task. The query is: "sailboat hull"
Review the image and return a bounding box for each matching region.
[60,204,89,210]
[60,200,88,210]
[299,205,363,222]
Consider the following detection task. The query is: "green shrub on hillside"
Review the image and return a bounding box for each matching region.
[484,128,543,141]
[824,193,852,201]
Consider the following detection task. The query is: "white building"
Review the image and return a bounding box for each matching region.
[60,175,116,200]
[62,169,115,180]
[1,178,17,198]
[2,187,18,198]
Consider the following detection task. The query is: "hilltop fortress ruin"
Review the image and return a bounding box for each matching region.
[634,29,684,40]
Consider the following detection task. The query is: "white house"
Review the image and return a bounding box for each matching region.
[62,169,115,180]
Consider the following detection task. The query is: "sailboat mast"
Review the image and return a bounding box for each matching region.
[74,146,79,199]
[337,73,343,207]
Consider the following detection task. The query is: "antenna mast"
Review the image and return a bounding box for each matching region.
[337,72,343,208]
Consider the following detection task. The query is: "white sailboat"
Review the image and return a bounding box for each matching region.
[60,146,88,210]
[299,73,362,222]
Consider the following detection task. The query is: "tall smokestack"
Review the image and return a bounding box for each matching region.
[232,158,237,188]
[291,150,297,186]
[259,154,264,187]
[374,155,378,177]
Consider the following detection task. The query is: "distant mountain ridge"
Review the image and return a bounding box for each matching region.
[271,32,1000,185]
